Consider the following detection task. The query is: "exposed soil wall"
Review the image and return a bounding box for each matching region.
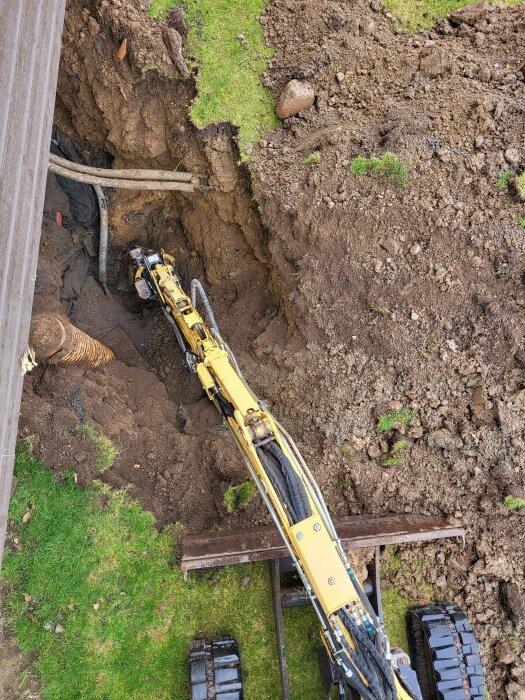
[17,0,525,694]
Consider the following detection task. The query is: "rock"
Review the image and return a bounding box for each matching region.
[435,575,447,588]
[367,443,381,459]
[55,623,64,634]
[44,621,53,631]
[336,72,345,83]
[410,243,421,256]
[241,575,250,587]
[276,80,315,119]
[506,682,525,700]
[505,148,519,166]
[427,429,462,451]
[474,135,484,148]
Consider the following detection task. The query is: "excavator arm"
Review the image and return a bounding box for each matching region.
[130,247,419,700]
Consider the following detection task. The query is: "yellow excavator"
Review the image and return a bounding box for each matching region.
[130,247,485,700]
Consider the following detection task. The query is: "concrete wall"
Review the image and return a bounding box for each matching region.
[0,0,66,565]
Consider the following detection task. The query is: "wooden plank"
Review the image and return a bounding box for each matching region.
[0,0,67,566]
[181,514,464,578]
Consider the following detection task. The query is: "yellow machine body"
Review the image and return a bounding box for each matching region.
[133,250,415,700]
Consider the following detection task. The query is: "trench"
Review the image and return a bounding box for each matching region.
[21,5,290,534]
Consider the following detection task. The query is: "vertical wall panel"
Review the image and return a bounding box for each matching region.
[0,0,66,565]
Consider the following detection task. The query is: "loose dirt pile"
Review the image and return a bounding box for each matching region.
[17,0,525,694]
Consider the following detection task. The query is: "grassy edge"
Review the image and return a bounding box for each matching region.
[149,0,278,158]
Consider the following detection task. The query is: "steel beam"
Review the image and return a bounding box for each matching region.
[181,514,464,579]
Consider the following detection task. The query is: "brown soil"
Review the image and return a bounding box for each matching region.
[15,0,525,695]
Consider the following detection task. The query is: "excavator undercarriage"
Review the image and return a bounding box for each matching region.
[130,248,485,700]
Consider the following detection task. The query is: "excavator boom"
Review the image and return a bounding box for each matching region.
[130,247,420,700]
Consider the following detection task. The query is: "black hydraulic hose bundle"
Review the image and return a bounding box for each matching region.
[339,609,397,700]
[256,441,311,524]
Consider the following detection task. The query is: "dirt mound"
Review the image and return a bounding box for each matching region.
[249,0,525,691]
[18,0,525,694]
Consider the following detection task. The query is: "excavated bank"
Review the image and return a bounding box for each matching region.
[17,0,525,695]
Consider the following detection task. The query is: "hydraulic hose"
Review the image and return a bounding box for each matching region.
[190,279,220,335]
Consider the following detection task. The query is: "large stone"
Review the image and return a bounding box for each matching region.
[276,80,315,119]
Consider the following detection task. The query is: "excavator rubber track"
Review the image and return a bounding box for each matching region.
[189,637,243,700]
[407,604,485,700]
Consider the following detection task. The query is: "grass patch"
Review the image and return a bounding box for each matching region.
[300,152,321,165]
[377,408,413,434]
[382,588,412,652]
[223,480,258,513]
[498,169,515,191]
[517,217,525,228]
[370,304,391,316]
[2,447,282,699]
[383,0,525,31]
[381,546,403,577]
[504,495,525,511]
[509,634,522,654]
[149,0,278,158]
[350,152,409,187]
[70,423,119,472]
[283,606,325,700]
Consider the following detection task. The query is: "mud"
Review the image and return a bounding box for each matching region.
[16,0,525,694]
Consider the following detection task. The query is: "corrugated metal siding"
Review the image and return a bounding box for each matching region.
[0,0,66,565]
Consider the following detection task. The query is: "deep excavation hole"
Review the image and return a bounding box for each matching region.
[24,119,287,535]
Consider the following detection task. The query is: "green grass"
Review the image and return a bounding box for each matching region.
[149,0,278,158]
[370,304,391,315]
[2,447,282,699]
[509,634,522,654]
[70,423,119,472]
[383,0,525,31]
[381,546,403,577]
[223,480,258,513]
[382,589,412,652]
[377,408,413,434]
[498,169,515,191]
[504,495,525,511]
[518,217,525,228]
[300,152,321,165]
[283,607,325,700]
[382,456,401,466]
[350,152,409,187]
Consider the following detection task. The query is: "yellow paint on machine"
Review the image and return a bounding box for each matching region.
[290,516,359,615]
